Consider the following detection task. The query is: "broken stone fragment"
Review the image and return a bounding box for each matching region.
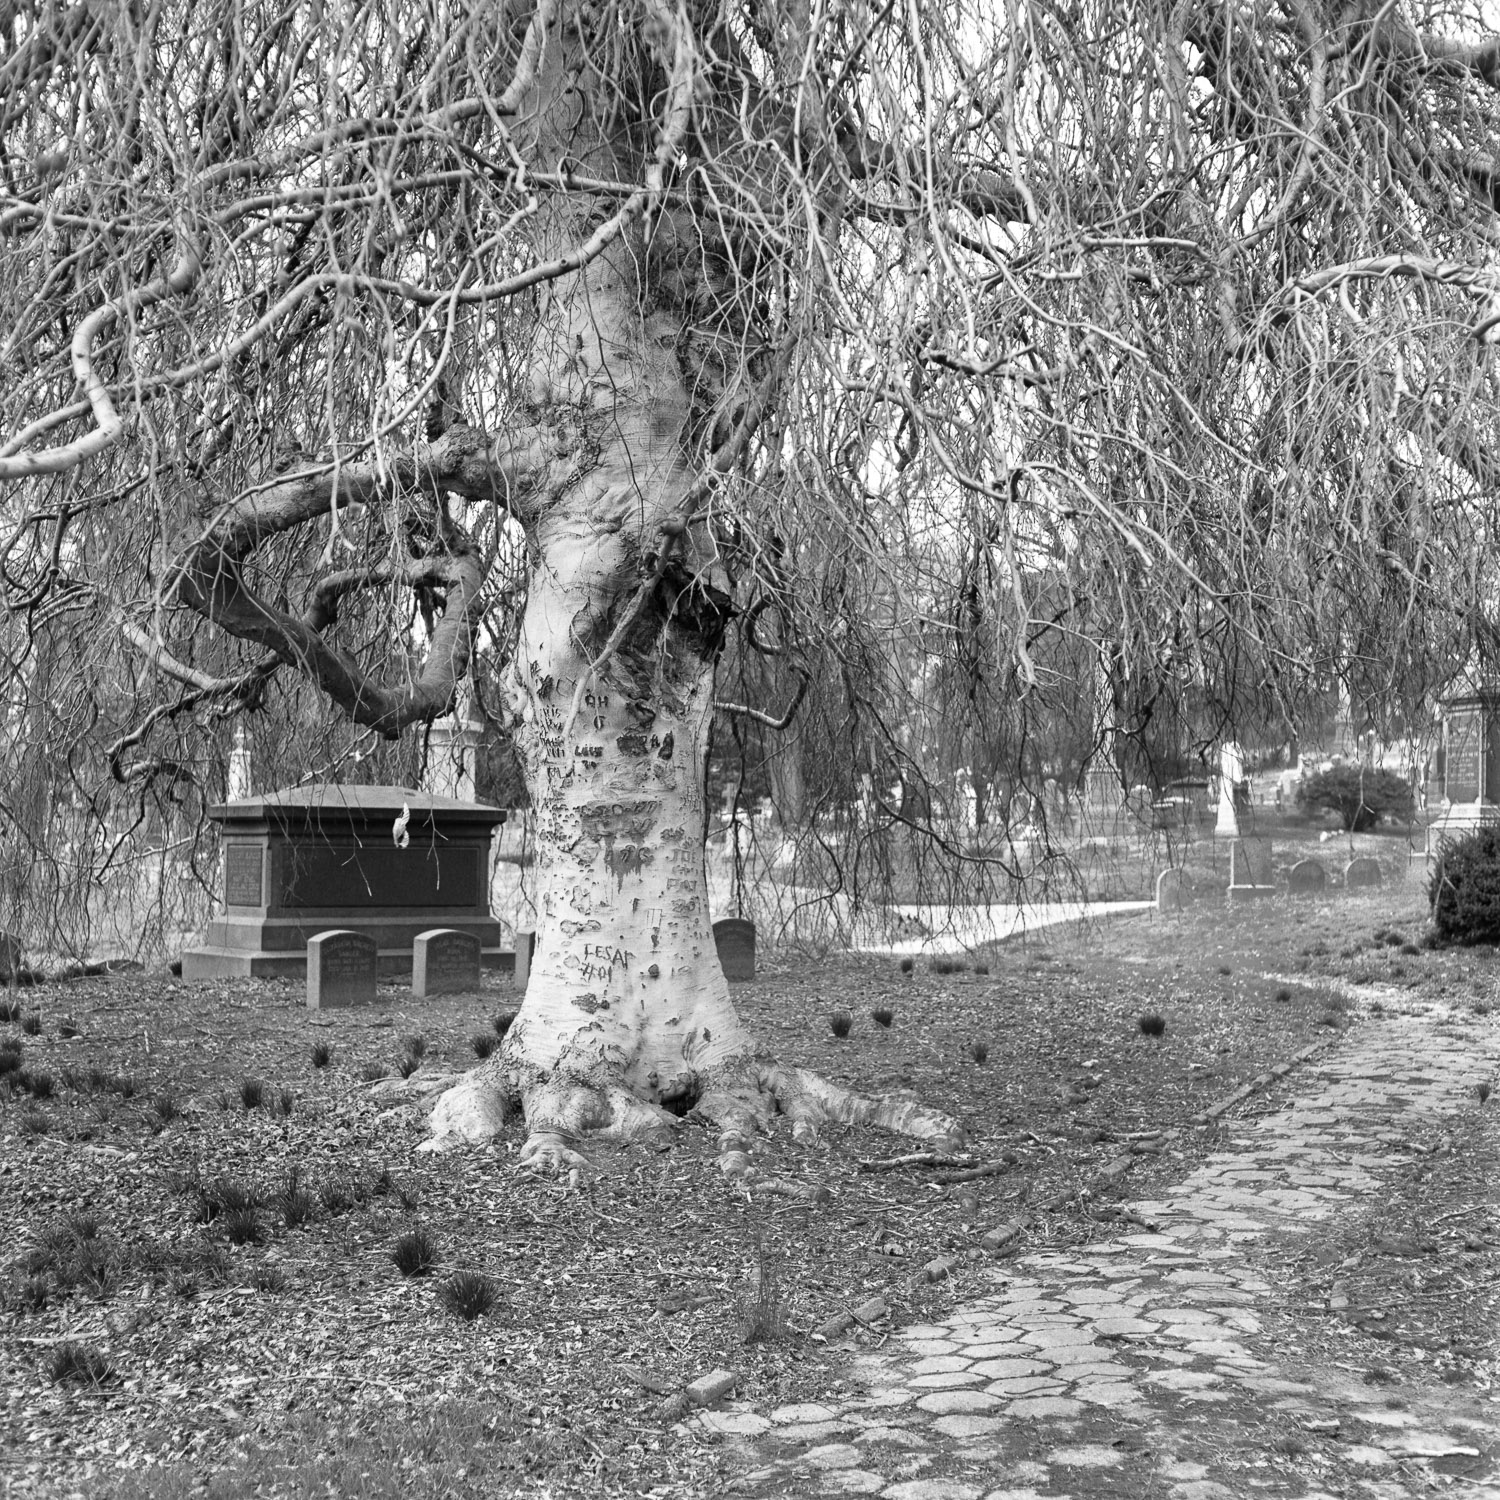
[685,1369,738,1407]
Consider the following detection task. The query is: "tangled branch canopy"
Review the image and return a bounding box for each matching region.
[3,0,1500,945]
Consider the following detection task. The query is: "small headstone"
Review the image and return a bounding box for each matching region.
[1230,836,1274,889]
[412,928,481,999]
[713,917,755,981]
[306,930,378,1010]
[1287,858,1327,895]
[1345,856,1383,890]
[1156,869,1188,912]
[514,931,537,991]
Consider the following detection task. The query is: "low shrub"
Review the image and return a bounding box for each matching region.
[1430,826,1500,946]
[471,1032,495,1058]
[310,1041,332,1069]
[828,1009,852,1039]
[1296,766,1414,832]
[239,1077,265,1110]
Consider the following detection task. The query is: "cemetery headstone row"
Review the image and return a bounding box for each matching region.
[307,927,486,1009]
[1156,848,1385,912]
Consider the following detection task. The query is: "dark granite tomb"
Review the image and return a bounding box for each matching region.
[182,784,507,979]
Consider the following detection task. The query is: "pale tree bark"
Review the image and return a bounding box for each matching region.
[424,13,959,1174]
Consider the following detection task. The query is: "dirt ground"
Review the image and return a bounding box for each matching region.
[0,855,1495,1499]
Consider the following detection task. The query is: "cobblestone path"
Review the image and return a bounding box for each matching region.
[699,1002,1500,1500]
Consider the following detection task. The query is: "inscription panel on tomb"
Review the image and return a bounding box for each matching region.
[278,845,479,910]
[1446,707,1485,803]
[225,845,264,907]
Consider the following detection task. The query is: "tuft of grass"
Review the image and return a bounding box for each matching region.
[931,955,967,976]
[310,1041,331,1069]
[1218,964,1233,976]
[397,1055,420,1079]
[828,1009,853,1039]
[738,1237,789,1345]
[359,1061,388,1082]
[223,1208,262,1246]
[1273,986,1292,1003]
[192,1178,256,1224]
[972,961,990,976]
[5,1273,48,1312]
[871,1005,894,1029]
[152,1093,180,1125]
[1138,1013,1167,1038]
[239,1077,266,1111]
[898,956,915,974]
[492,1010,518,1037]
[1399,941,1421,956]
[403,1034,427,1061]
[440,1269,497,1321]
[969,1039,989,1065]
[58,1017,79,1039]
[250,1264,288,1293]
[0,998,20,1022]
[1479,1081,1492,1105]
[0,1041,20,1074]
[318,1179,356,1216]
[48,1341,113,1387]
[391,1228,437,1278]
[273,1087,295,1118]
[22,1070,54,1099]
[19,1109,48,1135]
[20,1012,41,1035]
[111,1074,135,1099]
[471,1032,496,1058]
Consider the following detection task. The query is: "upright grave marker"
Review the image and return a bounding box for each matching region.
[1229,836,1275,901]
[1345,857,1383,890]
[307,930,377,1009]
[412,929,482,999]
[713,918,756,981]
[1287,858,1327,895]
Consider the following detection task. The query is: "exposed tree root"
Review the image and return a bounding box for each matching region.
[422,1053,965,1181]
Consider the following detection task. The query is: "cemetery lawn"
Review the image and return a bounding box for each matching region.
[3,869,1497,1498]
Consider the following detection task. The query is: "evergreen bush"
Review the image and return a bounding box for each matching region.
[1429,826,1500,946]
[1295,766,1414,831]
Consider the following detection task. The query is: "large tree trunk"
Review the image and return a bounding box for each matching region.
[427,13,958,1175]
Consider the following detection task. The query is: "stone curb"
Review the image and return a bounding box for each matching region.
[1191,1037,1336,1125]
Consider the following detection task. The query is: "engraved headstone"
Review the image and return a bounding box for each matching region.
[412,928,481,999]
[1156,869,1188,912]
[713,917,756,981]
[306,930,378,1010]
[1228,836,1275,900]
[514,931,537,991]
[1287,858,1327,895]
[1345,856,1383,890]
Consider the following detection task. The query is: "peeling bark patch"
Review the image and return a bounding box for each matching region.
[616,733,648,756]
[572,993,603,1013]
[656,732,674,760]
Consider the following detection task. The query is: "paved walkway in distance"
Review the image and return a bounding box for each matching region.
[698,998,1500,1500]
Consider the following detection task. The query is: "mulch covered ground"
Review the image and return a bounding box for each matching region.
[1,872,1496,1499]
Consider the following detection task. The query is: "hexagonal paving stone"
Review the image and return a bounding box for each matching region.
[775,1420,852,1442]
[909,1372,986,1390]
[985,1376,1068,1397]
[803,1443,866,1469]
[915,1390,1005,1415]
[1145,1369,1223,1390]
[770,1402,838,1424]
[881,1480,984,1500]
[1006,1396,1085,1418]
[825,1472,888,1495]
[1015,1325,1095,1349]
[1090,1316,1159,1336]
[697,1410,772,1436]
[911,1355,974,1375]
[1075,1381,1147,1408]
[931,1413,1008,1439]
[1047,1444,1126,1467]
[970,1357,1052,1379]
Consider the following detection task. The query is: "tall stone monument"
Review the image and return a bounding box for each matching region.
[1427,689,1500,855]
[427,685,484,802]
[1215,740,1246,837]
